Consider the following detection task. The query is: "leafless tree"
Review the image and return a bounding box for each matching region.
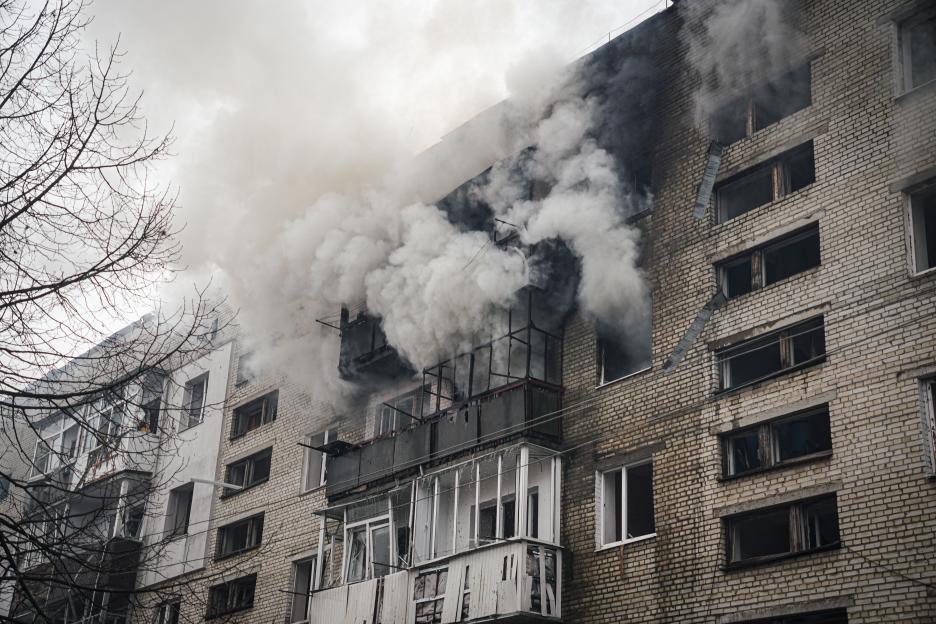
[0,1,229,622]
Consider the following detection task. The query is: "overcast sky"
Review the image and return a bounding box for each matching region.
[84,1,666,273]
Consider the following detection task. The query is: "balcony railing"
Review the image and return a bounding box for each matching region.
[326,379,561,499]
[308,539,561,624]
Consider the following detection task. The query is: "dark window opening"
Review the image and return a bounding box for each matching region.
[726,494,839,566]
[181,374,208,430]
[712,61,812,144]
[216,514,264,559]
[910,183,936,273]
[290,558,316,623]
[716,142,816,223]
[156,601,181,624]
[225,448,272,493]
[723,405,832,477]
[235,352,255,386]
[231,390,278,439]
[719,224,821,298]
[901,10,936,91]
[206,574,256,619]
[718,316,825,391]
[166,484,193,537]
[598,330,652,384]
[737,608,848,624]
[502,498,516,540]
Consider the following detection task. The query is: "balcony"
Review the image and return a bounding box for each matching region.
[338,310,413,381]
[309,539,561,624]
[328,288,563,500]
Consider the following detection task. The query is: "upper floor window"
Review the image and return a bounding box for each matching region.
[231,390,278,440]
[301,429,332,492]
[235,352,255,386]
[712,62,812,144]
[718,224,821,298]
[899,9,936,92]
[156,601,181,624]
[598,331,652,385]
[597,460,655,547]
[216,513,264,559]
[908,182,936,274]
[225,448,272,494]
[181,373,208,431]
[30,418,80,478]
[922,377,936,475]
[376,389,423,436]
[717,316,825,392]
[716,142,815,223]
[725,494,840,567]
[722,405,832,478]
[206,574,256,620]
[165,483,193,538]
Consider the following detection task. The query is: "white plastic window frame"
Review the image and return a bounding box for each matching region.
[301,430,331,493]
[595,459,656,551]
[180,373,209,431]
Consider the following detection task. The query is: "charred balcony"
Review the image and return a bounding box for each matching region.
[338,308,413,381]
[327,289,563,500]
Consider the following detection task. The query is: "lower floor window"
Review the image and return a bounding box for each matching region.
[598,461,655,547]
[413,568,447,624]
[290,557,317,623]
[156,601,181,624]
[725,494,840,566]
[206,574,256,619]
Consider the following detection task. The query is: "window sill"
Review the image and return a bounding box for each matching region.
[230,421,276,442]
[596,533,656,552]
[714,182,816,229]
[895,78,936,103]
[722,541,841,572]
[219,478,269,500]
[206,605,253,621]
[299,484,326,497]
[715,358,826,398]
[910,265,936,282]
[596,365,652,390]
[719,450,833,482]
[214,544,261,562]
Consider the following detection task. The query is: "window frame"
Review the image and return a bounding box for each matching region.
[721,405,833,479]
[224,447,273,496]
[206,574,257,620]
[724,494,841,569]
[717,224,821,299]
[166,484,194,538]
[906,180,936,275]
[715,142,816,223]
[289,556,318,623]
[596,459,656,550]
[156,600,181,624]
[230,390,278,440]
[343,515,391,583]
[180,373,209,431]
[215,513,265,560]
[301,429,332,493]
[921,376,936,476]
[716,316,826,392]
[898,8,936,93]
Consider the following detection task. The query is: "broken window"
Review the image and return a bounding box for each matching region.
[231,390,277,439]
[235,352,255,386]
[900,9,936,92]
[166,483,193,537]
[718,316,826,391]
[921,377,936,475]
[343,505,391,583]
[716,142,816,222]
[909,182,936,273]
[376,388,423,436]
[718,224,821,298]
[216,513,264,559]
[598,460,655,547]
[301,429,332,492]
[225,447,272,493]
[413,568,446,624]
[290,558,316,623]
[206,574,256,620]
[725,494,839,566]
[598,330,652,384]
[736,609,848,624]
[722,405,832,477]
[181,373,208,430]
[711,62,812,143]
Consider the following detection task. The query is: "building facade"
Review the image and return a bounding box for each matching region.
[11,0,936,622]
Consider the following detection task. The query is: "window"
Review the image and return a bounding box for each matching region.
[225,448,272,494]
[0,474,9,502]
[301,430,332,492]
[716,142,816,222]
[598,461,655,547]
[718,224,821,298]
[345,519,391,583]
[900,9,936,92]
[235,352,254,386]
[231,390,278,439]
[121,502,146,539]
[156,600,181,624]
[723,405,832,477]
[717,316,825,391]
[737,609,848,624]
[166,484,193,538]
[725,494,840,566]
[376,389,421,436]
[922,377,936,474]
[31,418,81,478]
[413,568,447,624]
[216,513,264,559]
[181,374,208,430]
[206,574,256,619]
[909,183,936,273]
[88,405,122,465]
[598,331,652,384]
[290,557,317,623]
[712,62,812,144]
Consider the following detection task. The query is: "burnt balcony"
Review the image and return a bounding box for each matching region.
[327,288,563,500]
[338,309,412,381]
